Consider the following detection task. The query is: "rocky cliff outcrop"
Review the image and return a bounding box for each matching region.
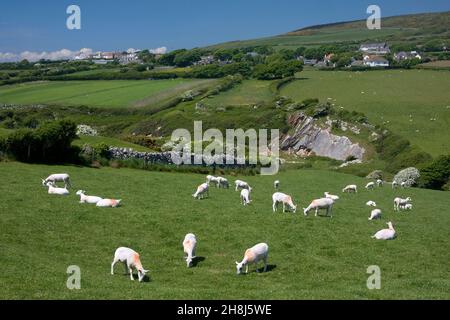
[281,113,365,161]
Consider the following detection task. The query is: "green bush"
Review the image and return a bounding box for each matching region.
[418,155,450,190]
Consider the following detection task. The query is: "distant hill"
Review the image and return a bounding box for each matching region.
[208,11,450,50]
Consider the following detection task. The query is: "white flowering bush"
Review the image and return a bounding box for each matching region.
[76,124,98,136]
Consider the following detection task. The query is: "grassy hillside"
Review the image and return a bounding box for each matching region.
[209,11,450,50]
[280,69,450,157]
[0,79,215,109]
[0,161,449,299]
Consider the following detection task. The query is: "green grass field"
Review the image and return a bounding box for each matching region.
[1,161,449,299]
[280,69,450,157]
[0,79,212,109]
[73,136,153,152]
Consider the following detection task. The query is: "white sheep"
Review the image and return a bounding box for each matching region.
[394,197,412,211]
[401,181,407,188]
[371,222,396,240]
[376,179,383,187]
[342,184,357,193]
[182,233,197,268]
[217,176,229,189]
[368,208,382,220]
[392,181,399,189]
[45,181,69,195]
[324,192,339,201]
[272,192,296,213]
[240,188,251,206]
[303,198,334,217]
[76,190,102,204]
[366,200,377,207]
[42,173,71,188]
[193,182,209,199]
[96,198,121,207]
[365,182,375,190]
[235,179,251,192]
[400,203,413,211]
[111,247,149,282]
[207,175,221,188]
[274,180,280,190]
[235,243,269,274]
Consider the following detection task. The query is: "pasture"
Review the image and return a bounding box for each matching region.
[0,161,449,299]
[280,69,450,157]
[0,79,214,109]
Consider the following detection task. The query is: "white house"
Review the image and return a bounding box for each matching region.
[364,55,389,67]
[359,42,390,55]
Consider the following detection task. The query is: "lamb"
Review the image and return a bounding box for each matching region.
[371,222,396,240]
[96,198,121,207]
[45,181,69,195]
[376,179,383,187]
[235,243,269,274]
[272,192,296,213]
[392,181,399,189]
[76,190,102,204]
[274,180,280,190]
[42,173,71,189]
[365,182,375,190]
[368,209,382,220]
[303,198,334,217]
[366,200,377,207]
[217,176,229,189]
[193,182,209,199]
[394,197,412,211]
[342,184,357,193]
[235,179,251,192]
[240,188,251,206]
[182,233,197,268]
[400,203,413,211]
[324,192,339,201]
[207,175,221,188]
[111,247,149,282]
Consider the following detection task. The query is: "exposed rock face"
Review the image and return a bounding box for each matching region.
[366,170,383,180]
[281,113,365,161]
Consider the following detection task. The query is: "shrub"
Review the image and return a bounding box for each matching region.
[417,155,450,190]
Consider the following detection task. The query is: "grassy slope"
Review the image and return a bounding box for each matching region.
[0,161,449,299]
[0,79,206,109]
[280,69,450,157]
[73,136,153,152]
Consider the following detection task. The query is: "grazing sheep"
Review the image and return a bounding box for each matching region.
[401,181,407,188]
[342,184,357,193]
[394,197,412,211]
[376,179,383,187]
[96,198,121,207]
[235,180,251,192]
[182,233,197,268]
[111,247,149,282]
[274,180,280,190]
[366,200,377,207]
[371,222,396,240]
[240,188,251,206]
[206,175,221,188]
[392,181,399,189]
[76,190,102,204]
[365,182,375,190]
[369,209,382,220]
[193,182,209,199]
[42,173,71,189]
[324,192,339,201]
[303,198,334,217]
[45,181,69,195]
[272,192,296,213]
[235,243,269,275]
[217,176,229,189]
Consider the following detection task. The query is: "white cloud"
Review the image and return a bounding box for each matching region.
[149,46,167,54]
[0,48,94,62]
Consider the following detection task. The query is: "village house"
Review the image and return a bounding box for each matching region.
[193,55,215,66]
[394,51,422,61]
[359,42,390,55]
[363,55,389,67]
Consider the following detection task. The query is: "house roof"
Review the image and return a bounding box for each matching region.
[365,56,388,63]
[360,42,387,48]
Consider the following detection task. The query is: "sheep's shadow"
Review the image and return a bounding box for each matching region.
[243,264,277,275]
[192,256,206,267]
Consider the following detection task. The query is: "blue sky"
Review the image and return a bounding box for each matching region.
[0,0,449,57]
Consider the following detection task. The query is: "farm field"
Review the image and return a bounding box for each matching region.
[0,161,449,299]
[0,79,214,109]
[280,69,450,157]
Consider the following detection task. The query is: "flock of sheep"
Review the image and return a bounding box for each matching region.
[41,171,413,282]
